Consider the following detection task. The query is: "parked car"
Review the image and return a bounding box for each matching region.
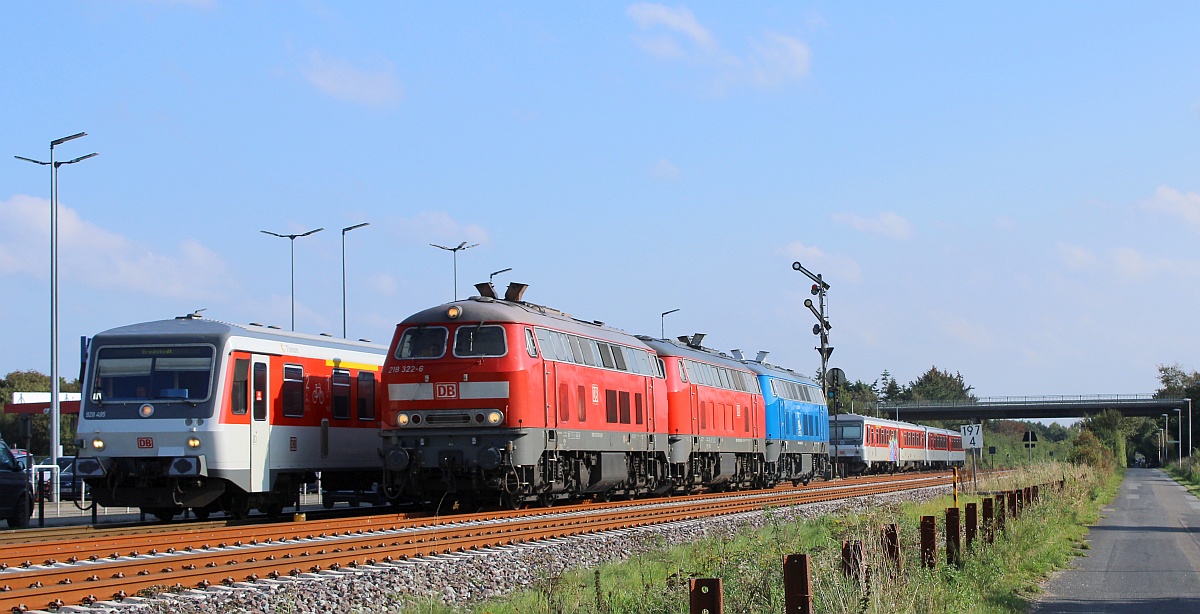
[0,439,34,528]
[56,457,89,501]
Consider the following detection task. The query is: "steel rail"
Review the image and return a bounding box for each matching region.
[1,473,952,612]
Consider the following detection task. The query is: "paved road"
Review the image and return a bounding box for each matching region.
[1032,468,1200,613]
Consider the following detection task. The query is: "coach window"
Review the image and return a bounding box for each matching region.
[357,372,376,420]
[332,369,351,420]
[231,359,249,415]
[554,332,573,362]
[525,328,538,358]
[252,362,268,421]
[396,326,448,359]
[454,325,507,358]
[282,365,305,418]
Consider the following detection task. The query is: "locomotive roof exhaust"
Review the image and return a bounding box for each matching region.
[755,351,769,363]
[504,282,528,302]
[678,333,705,348]
[730,349,744,361]
[475,282,497,299]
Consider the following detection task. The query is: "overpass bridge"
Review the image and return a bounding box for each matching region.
[875,395,1190,421]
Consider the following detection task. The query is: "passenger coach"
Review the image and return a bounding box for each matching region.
[829,413,965,475]
[74,314,386,520]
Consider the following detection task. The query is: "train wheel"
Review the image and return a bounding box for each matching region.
[192,508,210,521]
[538,493,555,508]
[265,501,284,518]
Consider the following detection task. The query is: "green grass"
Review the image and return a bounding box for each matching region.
[383,464,1121,613]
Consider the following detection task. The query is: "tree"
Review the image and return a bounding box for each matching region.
[0,370,81,456]
[899,366,976,403]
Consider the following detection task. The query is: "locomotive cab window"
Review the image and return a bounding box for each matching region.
[395,326,448,359]
[524,328,538,358]
[231,358,249,415]
[93,345,215,403]
[454,325,508,357]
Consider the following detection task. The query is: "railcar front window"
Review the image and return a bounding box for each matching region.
[396,327,448,359]
[454,325,508,357]
[835,424,862,442]
[93,346,214,403]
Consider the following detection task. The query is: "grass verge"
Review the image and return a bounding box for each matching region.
[392,464,1121,614]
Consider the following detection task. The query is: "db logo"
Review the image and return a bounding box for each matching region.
[289,437,298,452]
[434,383,458,399]
[137,437,154,449]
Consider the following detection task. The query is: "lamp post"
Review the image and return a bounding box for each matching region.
[1162,413,1169,467]
[261,227,324,331]
[15,132,98,475]
[430,242,478,301]
[1176,408,1183,468]
[340,223,369,338]
[660,308,680,339]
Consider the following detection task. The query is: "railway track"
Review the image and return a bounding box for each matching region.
[0,472,954,613]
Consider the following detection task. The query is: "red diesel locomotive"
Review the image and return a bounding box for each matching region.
[380,283,671,508]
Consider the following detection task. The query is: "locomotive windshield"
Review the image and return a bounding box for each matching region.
[91,345,214,404]
[832,423,862,443]
[453,325,507,357]
[395,326,448,359]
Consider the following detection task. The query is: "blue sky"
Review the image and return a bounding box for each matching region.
[2,2,1199,400]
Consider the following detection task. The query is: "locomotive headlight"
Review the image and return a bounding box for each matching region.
[396,413,410,426]
[139,404,154,418]
[446,305,462,319]
[91,438,105,451]
[187,436,201,449]
[486,410,503,425]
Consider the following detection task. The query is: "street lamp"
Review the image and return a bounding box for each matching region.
[1162,413,1169,467]
[261,227,324,331]
[430,242,478,301]
[340,222,369,338]
[15,131,98,474]
[660,308,680,339]
[1176,408,1182,468]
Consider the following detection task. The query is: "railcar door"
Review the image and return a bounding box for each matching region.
[249,355,271,493]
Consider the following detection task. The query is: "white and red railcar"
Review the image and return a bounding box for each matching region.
[829,413,965,475]
[74,314,387,520]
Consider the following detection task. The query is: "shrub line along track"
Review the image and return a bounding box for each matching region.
[0,473,954,613]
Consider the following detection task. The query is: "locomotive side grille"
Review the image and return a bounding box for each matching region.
[425,412,472,425]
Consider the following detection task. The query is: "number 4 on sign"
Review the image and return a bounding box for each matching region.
[960,424,983,449]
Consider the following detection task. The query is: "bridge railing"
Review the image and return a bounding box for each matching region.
[878,394,1178,409]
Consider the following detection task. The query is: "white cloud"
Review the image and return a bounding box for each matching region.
[1057,243,1096,271]
[628,3,810,90]
[780,241,862,282]
[832,211,913,239]
[651,158,680,180]
[0,194,235,300]
[1141,185,1200,228]
[1111,246,1179,280]
[746,32,811,87]
[300,51,402,108]
[394,211,490,246]
[627,4,714,49]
